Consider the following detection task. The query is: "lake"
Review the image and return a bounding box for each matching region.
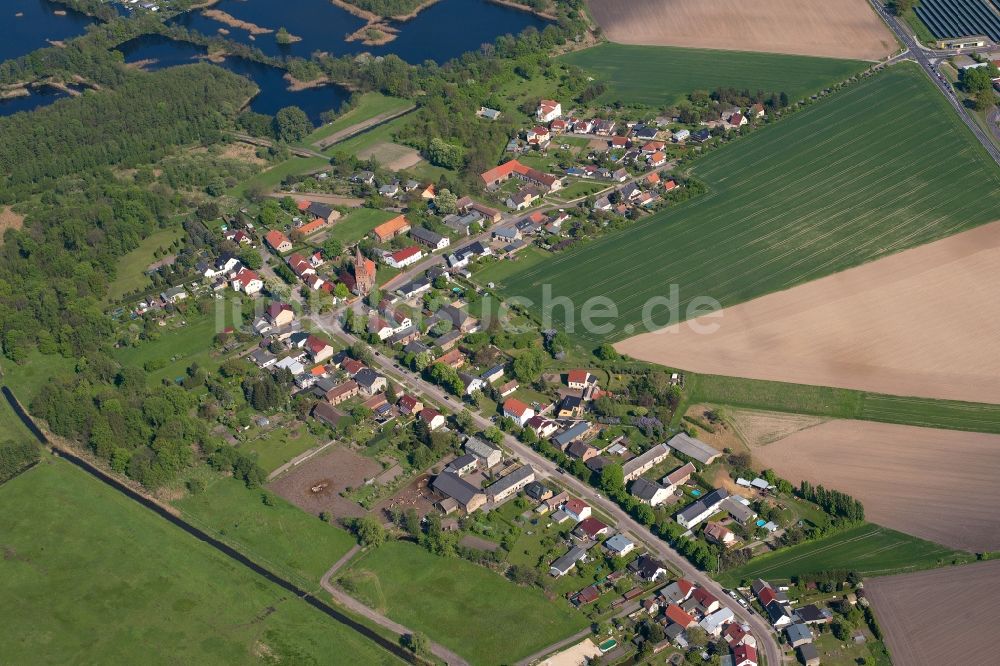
[115,34,349,125]
[1,0,545,118]
[170,0,548,63]
[2,0,97,63]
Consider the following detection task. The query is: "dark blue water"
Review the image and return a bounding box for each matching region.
[170,0,548,63]
[0,87,68,115]
[2,0,97,63]
[115,34,349,124]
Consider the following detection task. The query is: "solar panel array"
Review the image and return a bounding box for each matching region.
[915,0,1000,41]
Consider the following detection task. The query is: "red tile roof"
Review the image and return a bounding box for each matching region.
[398,394,421,413]
[693,587,718,608]
[232,267,259,288]
[758,587,776,607]
[503,398,532,418]
[574,516,608,537]
[567,369,591,385]
[733,643,757,665]
[306,335,329,354]
[297,218,325,236]
[265,230,290,250]
[372,214,410,241]
[389,246,422,263]
[564,498,588,515]
[419,407,441,423]
[342,358,365,375]
[664,603,695,628]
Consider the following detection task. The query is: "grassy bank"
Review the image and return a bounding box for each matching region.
[0,460,398,665]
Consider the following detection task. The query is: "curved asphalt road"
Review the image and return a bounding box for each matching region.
[311,315,786,666]
[868,0,1000,165]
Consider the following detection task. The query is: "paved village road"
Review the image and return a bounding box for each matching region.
[310,315,787,666]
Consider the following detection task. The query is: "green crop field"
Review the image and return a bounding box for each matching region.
[500,64,1000,346]
[175,476,355,585]
[687,373,1000,434]
[560,43,868,107]
[718,523,970,587]
[0,460,398,665]
[340,541,588,665]
[859,394,1000,433]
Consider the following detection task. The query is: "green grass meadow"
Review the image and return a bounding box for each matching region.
[718,523,970,586]
[233,156,329,195]
[175,475,355,586]
[304,92,413,147]
[561,43,868,107]
[500,64,1000,346]
[106,226,185,302]
[340,540,588,665]
[0,460,398,665]
[327,207,399,245]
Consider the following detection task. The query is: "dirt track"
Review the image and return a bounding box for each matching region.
[754,420,1000,551]
[586,0,895,60]
[615,220,1000,404]
[866,560,1000,665]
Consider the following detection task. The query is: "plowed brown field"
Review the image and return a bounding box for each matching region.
[616,220,1000,404]
[867,560,1000,665]
[586,0,895,60]
[754,420,1000,551]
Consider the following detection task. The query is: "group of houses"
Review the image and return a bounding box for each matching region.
[752,579,833,666]
[430,436,535,514]
[626,577,759,665]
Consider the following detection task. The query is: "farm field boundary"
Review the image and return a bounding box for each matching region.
[717,523,970,587]
[584,0,896,60]
[682,374,1000,435]
[867,560,1000,666]
[754,419,1000,552]
[500,64,1000,348]
[560,43,868,107]
[618,219,1000,404]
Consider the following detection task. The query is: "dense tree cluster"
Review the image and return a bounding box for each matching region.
[28,355,260,489]
[798,481,865,522]
[0,64,254,197]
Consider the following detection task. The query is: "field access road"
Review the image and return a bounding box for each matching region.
[868,0,1000,165]
[309,315,786,666]
[231,132,329,160]
[321,546,470,666]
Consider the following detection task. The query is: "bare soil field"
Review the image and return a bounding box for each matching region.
[270,192,364,207]
[723,407,826,448]
[585,0,895,60]
[0,206,25,243]
[754,420,1000,551]
[616,220,1000,404]
[357,141,422,171]
[866,560,1000,665]
[268,446,380,520]
[371,473,437,520]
